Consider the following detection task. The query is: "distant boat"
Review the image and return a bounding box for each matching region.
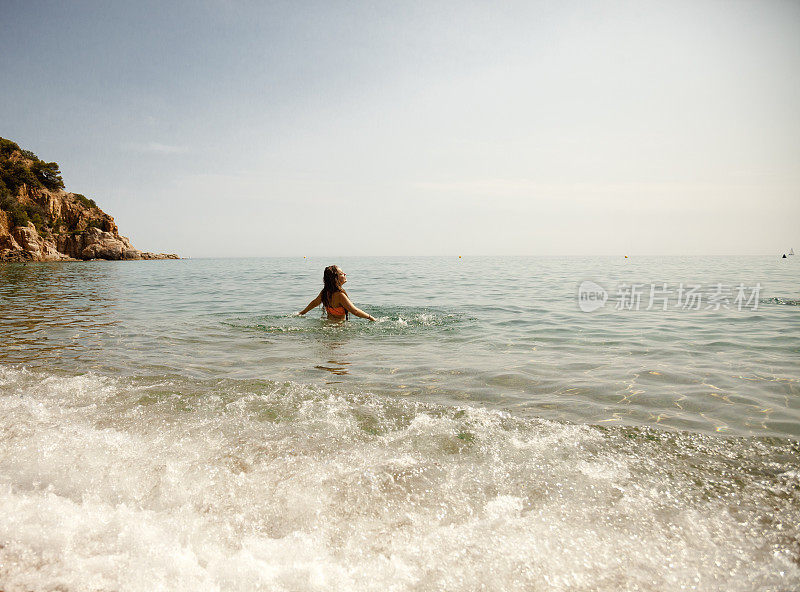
[790,248,795,256]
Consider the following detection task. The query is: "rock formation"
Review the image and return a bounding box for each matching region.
[0,137,178,262]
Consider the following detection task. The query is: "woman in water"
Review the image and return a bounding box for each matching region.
[298,265,376,321]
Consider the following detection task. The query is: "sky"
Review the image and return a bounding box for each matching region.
[1,0,798,257]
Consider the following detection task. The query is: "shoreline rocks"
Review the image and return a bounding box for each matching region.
[0,220,179,262]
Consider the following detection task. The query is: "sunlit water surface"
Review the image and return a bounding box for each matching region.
[0,256,798,591]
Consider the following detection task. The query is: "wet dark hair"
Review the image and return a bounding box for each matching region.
[320,265,348,318]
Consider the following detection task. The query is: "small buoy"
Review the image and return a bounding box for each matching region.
[303,256,307,259]
[624,255,628,258]
[459,255,462,259]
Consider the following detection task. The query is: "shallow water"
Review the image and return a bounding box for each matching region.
[1,256,799,590]
[1,256,798,436]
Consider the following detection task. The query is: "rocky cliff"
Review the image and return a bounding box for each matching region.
[0,137,178,262]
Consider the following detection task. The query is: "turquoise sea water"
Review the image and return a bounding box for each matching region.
[1,256,799,590]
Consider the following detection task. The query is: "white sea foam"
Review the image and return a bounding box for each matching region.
[0,366,797,591]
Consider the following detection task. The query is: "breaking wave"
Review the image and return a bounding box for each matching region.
[1,366,798,591]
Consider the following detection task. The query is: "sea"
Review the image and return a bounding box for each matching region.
[0,256,798,591]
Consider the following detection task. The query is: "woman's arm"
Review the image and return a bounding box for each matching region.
[339,293,376,321]
[298,294,322,315]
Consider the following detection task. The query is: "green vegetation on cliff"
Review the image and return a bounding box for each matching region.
[0,138,65,194]
[0,137,97,234]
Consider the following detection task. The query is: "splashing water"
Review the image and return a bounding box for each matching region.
[1,367,798,591]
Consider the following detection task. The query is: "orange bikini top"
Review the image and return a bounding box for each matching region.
[326,305,347,317]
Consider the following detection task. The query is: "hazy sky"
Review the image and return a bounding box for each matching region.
[1,0,798,256]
